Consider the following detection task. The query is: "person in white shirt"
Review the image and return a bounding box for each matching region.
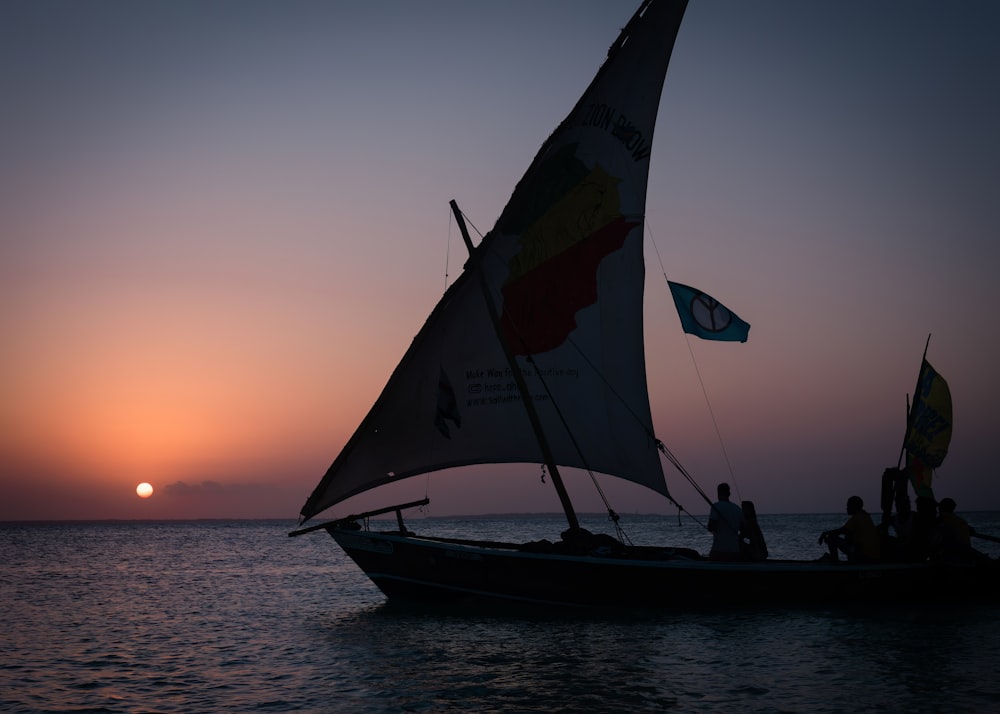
[707,483,745,561]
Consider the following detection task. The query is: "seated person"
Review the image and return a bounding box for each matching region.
[934,497,987,563]
[818,495,880,563]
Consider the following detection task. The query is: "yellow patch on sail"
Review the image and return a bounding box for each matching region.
[506,165,622,282]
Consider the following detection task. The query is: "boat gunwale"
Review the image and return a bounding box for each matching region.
[329,524,951,574]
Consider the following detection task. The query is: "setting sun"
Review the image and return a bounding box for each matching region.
[136,482,154,498]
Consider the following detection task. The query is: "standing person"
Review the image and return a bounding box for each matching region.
[818,495,881,563]
[707,483,745,561]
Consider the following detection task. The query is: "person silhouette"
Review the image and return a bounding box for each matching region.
[707,483,744,561]
[818,495,880,563]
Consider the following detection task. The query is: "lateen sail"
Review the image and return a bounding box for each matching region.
[301,0,688,522]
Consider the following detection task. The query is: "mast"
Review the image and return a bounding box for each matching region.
[450,199,580,531]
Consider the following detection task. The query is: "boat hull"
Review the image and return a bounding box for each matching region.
[327,526,999,608]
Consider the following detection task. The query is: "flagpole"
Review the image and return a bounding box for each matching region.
[897,333,931,469]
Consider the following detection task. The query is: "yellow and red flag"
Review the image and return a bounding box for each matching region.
[903,359,952,496]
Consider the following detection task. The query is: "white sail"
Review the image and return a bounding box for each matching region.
[301,0,688,521]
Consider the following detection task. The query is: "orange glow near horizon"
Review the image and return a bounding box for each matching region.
[1,277,380,493]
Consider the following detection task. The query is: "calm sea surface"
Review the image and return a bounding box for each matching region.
[3,513,1000,713]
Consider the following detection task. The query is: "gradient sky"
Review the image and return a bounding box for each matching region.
[3,0,998,522]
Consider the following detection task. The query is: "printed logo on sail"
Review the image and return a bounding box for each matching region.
[580,102,652,161]
[434,367,461,438]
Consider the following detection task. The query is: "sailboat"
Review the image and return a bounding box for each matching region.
[291,0,998,607]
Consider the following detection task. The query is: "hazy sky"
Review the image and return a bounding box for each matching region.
[3,0,998,522]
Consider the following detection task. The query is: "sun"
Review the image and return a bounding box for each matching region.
[136,482,154,498]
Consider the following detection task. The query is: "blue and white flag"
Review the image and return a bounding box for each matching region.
[668,281,750,342]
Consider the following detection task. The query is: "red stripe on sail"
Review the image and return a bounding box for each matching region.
[500,216,637,355]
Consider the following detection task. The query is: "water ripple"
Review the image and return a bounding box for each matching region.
[2,517,1000,712]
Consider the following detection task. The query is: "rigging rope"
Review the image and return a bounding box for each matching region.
[555,330,704,525]
[645,220,743,505]
[521,350,632,543]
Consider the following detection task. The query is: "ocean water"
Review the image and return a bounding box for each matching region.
[3,513,1000,713]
